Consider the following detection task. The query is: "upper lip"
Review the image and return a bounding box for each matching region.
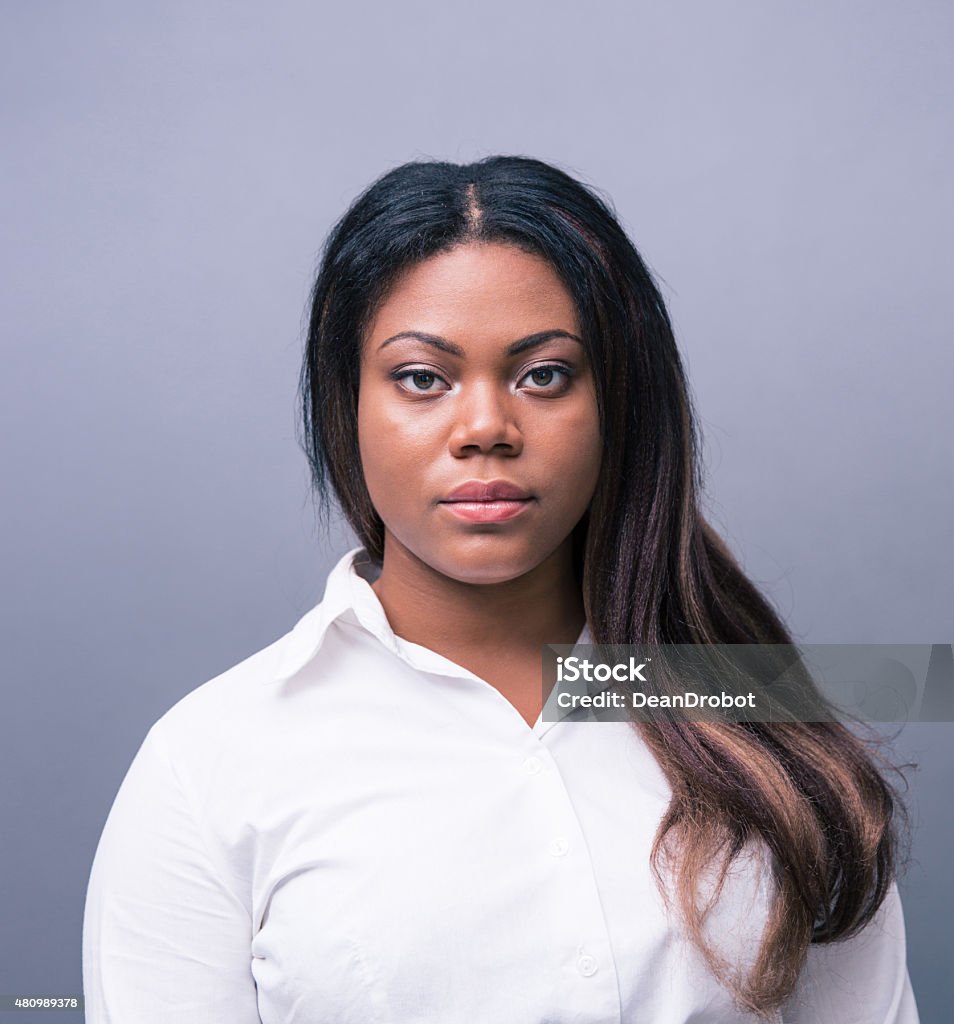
[442,479,533,502]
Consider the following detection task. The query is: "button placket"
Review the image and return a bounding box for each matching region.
[521,746,615,1014]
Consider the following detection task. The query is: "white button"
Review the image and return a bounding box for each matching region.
[548,837,569,857]
[523,756,543,775]
[577,953,598,977]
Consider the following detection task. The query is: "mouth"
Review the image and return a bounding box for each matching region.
[439,497,535,523]
[442,478,532,502]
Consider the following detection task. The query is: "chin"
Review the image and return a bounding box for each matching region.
[443,566,531,586]
[425,540,543,586]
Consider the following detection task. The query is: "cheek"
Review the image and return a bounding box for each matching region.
[567,429,603,506]
[360,374,427,436]
[534,398,603,488]
[357,395,387,493]
[357,386,434,509]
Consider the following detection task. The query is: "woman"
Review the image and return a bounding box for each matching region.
[83,156,919,1022]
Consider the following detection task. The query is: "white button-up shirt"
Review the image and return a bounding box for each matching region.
[82,546,919,1023]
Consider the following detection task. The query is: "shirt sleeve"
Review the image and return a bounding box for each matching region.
[82,723,261,1023]
[780,880,919,1023]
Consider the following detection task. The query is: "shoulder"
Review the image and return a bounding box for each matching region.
[151,628,290,747]
[143,592,337,781]
[147,544,370,751]
[138,547,370,793]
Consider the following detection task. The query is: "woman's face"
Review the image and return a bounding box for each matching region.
[358,241,602,585]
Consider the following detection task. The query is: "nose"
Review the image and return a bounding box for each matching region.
[447,381,523,457]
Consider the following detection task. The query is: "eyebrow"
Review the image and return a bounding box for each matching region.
[376,329,584,357]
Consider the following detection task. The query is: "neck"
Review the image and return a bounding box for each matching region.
[369,535,586,656]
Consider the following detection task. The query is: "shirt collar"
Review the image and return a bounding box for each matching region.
[273,546,382,683]
[273,545,593,684]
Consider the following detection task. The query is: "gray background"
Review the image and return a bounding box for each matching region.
[1,0,951,1019]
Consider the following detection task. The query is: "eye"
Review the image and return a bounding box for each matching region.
[519,363,574,393]
[390,368,451,394]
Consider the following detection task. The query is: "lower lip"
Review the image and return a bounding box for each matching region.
[440,499,534,523]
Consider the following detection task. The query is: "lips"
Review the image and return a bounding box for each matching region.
[442,479,532,502]
[439,479,535,523]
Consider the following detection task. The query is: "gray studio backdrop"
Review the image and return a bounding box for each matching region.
[1,1,951,1020]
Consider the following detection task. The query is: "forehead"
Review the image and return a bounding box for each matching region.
[366,242,580,344]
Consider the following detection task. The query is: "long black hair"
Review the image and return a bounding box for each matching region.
[298,156,906,1017]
